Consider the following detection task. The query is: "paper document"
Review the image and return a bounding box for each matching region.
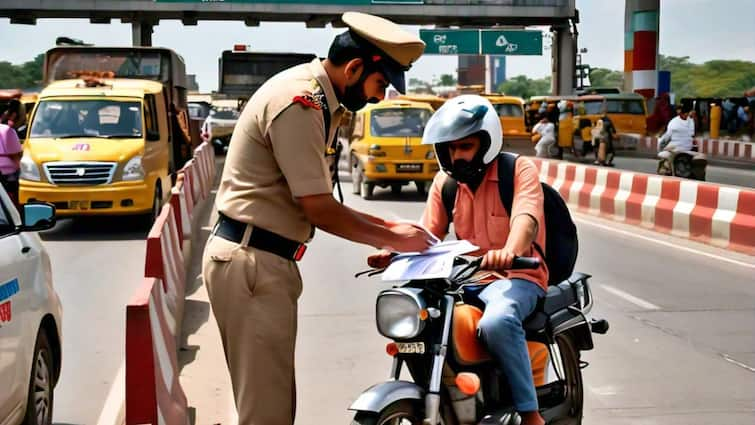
[382,240,479,281]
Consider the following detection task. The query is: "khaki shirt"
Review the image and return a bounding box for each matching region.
[215,59,344,243]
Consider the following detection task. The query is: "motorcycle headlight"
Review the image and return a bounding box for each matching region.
[20,155,40,181]
[376,288,427,340]
[122,156,145,181]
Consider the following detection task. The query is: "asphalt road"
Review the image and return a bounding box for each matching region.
[295,182,755,424]
[43,172,754,424]
[608,155,754,189]
[40,216,149,425]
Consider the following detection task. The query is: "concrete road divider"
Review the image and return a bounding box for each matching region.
[144,204,186,337]
[126,277,189,425]
[531,159,755,256]
[124,141,216,424]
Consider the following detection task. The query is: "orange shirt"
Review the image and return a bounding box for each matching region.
[420,157,549,291]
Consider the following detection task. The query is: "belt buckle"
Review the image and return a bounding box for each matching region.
[293,244,307,261]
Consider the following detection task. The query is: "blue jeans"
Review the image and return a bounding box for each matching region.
[477,278,545,412]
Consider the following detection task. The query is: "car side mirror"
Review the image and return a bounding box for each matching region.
[21,203,56,232]
[146,130,160,142]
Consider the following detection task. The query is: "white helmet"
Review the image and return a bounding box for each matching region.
[421,95,502,179]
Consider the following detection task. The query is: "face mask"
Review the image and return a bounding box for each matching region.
[450,158,485,186]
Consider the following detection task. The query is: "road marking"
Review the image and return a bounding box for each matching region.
[722,354,755,373]
[96,362,125,425]
[601,284,661,311]
[573,216,755,269]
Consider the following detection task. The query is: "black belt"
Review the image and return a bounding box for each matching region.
[213,213,307,261]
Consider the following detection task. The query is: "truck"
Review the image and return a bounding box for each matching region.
[19,46,193,223]
[218,47,317,108]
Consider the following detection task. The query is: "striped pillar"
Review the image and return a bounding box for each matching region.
[623,3,634,93]
[625,0,660,98]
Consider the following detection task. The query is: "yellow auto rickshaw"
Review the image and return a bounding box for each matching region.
[347,99,437,199]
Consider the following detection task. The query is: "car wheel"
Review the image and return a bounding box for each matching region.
[351,156,362,195]
[141,184,163,229]
[23,329,55,425]
[360,181,375,200]
[415,180,428,197]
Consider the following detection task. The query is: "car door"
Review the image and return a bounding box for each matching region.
[0,190,30,419]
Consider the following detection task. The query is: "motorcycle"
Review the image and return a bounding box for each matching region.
[350,256,609,425]
[657,142,707,181]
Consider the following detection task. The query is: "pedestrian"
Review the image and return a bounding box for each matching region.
[532,115,556,158]
[201,12,432,425]
[0,123,22,208]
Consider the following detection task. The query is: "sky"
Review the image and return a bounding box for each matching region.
[1,0,753,92]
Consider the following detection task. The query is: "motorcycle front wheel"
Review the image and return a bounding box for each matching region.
[351,400,423,425]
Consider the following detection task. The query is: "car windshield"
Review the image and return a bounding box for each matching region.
[583,100,604,115]
[493,103,524,117]
[189,103,210,119]
[370,108,431,137]
[210,109,240,120]
[605,100,646,115]
[30,99,143,139]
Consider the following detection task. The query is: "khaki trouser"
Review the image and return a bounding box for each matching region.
[202,232,303,425]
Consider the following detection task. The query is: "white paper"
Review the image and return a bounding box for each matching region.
[383,240,479,281]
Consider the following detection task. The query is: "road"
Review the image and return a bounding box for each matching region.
[44,172,754,424]
[41,217,148,425]
[295,181,755,424]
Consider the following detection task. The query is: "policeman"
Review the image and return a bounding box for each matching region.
[202,12,431,425]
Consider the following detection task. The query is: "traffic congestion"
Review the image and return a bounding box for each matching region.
[0,1,754,425]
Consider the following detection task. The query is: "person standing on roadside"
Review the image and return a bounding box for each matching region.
[0,123,22,208]
[202,12,432,425]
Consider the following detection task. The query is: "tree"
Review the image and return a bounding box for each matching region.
[588,67,623,89]
[438,74,457,86]
[497,75,551,99]
[0,54,44,89]
[658,54,755,98]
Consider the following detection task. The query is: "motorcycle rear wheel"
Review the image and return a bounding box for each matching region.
[351,400,423,425]
[547,334,584,425]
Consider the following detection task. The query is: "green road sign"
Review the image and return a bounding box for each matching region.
[480,30,542,55]
[419,29,480,55]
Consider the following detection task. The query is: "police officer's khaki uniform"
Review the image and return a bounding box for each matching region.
[203,58,342,424]
[202,12,424,424]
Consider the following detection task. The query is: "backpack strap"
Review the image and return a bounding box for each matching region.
[496,152,518,216]
[498,152,548,262]
[440,175,458,233]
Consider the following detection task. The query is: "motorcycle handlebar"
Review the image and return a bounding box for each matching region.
[511,256,541,270]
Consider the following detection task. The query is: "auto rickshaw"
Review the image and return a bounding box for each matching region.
[571,93,648,155]
[398,93,447,111]
[347,99,437,199]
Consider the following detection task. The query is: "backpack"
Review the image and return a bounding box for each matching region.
[440,152,578,285]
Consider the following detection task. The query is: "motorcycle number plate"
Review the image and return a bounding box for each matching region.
[396,342,425,354]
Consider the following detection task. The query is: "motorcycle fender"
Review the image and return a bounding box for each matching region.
[348,380,425,413]
[558,321,594,351]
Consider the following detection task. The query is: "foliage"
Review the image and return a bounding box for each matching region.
[658,55,755,98]
[588,67,623,89]
[496,75,551,99]
[0,54,44,89]
[438,74,457,86]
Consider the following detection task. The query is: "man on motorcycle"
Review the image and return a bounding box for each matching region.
[657,104,695,170]
[369,95,548,425]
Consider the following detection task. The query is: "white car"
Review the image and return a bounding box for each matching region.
[0,187,61,425]
[201,107,240,154]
